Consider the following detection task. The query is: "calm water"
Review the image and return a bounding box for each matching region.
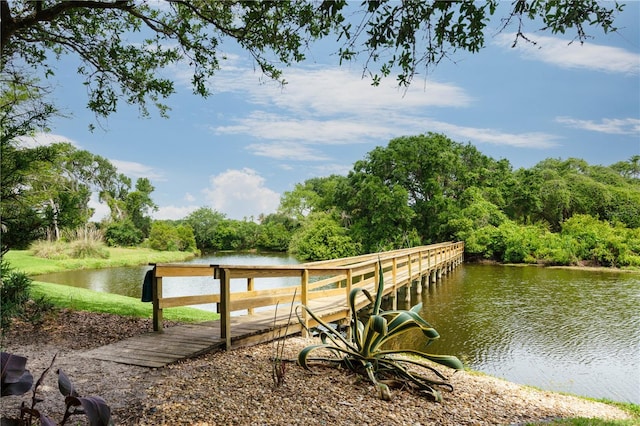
[33,256,640,403]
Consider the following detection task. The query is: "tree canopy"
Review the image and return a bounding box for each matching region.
[280,133,640,264]
[1,0,623,120]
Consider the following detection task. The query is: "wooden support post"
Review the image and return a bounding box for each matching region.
[392,258,397,293]
[402,283,410,304]
[247,277,255,315]
[301,269,309,338]
[219,268,232,350]
[345,269,353,340]
[152,271,163,332]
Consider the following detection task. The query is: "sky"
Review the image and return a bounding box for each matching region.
[25,2,640,222]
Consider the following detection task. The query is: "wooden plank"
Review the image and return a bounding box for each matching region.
[155,264,215,277]
[160,294,220,308]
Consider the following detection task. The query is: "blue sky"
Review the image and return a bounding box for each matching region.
[25,2,640,221]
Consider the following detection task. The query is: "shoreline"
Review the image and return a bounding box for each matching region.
[1,311,634,425]
[3,249,638,423]
[7,248,638,278]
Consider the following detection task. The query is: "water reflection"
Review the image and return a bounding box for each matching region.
[396,265,640,404]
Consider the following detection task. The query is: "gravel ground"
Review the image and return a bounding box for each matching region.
[0,310,633,425]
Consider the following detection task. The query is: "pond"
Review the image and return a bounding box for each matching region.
[399,264,639,405]
[33,255,639,404]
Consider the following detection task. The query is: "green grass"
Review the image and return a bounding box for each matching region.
[32,281,217,323]
[4,247,195,276]
[527,418,638,426]
[4,248,215,323]
[523,399,640,425]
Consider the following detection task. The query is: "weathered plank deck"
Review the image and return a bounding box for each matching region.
[83,243,464,368]
[82,292,362,368]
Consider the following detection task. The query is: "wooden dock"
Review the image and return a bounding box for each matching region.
[83,243,464,368]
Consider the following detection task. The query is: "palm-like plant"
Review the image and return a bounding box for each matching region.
[297,263,463,401]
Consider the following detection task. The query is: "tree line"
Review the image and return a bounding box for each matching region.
[269,133,640,267]
[7,130,638,268]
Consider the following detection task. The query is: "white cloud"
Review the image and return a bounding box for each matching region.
[494,33,640,75]
[184,192,196,202]
[310,163,353,176]
[15,132,80,148]
[430,120,560,148]
[88,193,110,222]
[217,67,473,115]
[209,67,475,160]
[210,62,560,154]
[203,168,280,220]
[246,142,330,161]
[153,205,200,221]
[556,117,640,135]
[110,159,165,181]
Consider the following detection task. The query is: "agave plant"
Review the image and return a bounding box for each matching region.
[297,262,463,401]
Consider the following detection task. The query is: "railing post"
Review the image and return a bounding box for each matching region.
[247,277,254,315]
[345,268,353,340]
[301,268,309,338]
[417,250,424,294]
[219,268,232,350]
[152,269,163,333]
[392,258,397,290]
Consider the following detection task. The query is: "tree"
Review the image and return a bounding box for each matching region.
[0,76,60,253]
[148,221,196,252]
[184,207,227,251]
[26,143,111,241]
[278,175,347,220]
[343,133,509,243]
[123,178,157,238]
[257,213,299,252]
[1,1,623,120]
[611,156,640,180]
[336,173,417,253]
[289,212,360,261]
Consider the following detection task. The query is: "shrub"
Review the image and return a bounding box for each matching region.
[60,225,104,244]
[1,264,32,331]
[148,222,198,252]
[104,220,143,247]
[298,262,463,401]
[289,213,361,261]
[68,239,110,259]
[28,240,68,260]
[1,352,112,425]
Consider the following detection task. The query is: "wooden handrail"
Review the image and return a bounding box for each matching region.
[149,242,465,348]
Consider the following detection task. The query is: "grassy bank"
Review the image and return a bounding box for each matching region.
[4,248,216,323]
[31,281,217,323]
[4,247,195,276]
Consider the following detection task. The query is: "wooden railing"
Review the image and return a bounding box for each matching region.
[150,242,464,349]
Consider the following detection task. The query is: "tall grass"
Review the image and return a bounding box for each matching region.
[61,225,104,243]
[30,225,110,260]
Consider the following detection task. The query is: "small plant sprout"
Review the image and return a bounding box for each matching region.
[272,289,297,388]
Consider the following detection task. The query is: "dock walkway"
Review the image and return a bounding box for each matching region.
[83,243,464,367]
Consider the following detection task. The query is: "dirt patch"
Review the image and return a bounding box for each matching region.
[1,310,632,425]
